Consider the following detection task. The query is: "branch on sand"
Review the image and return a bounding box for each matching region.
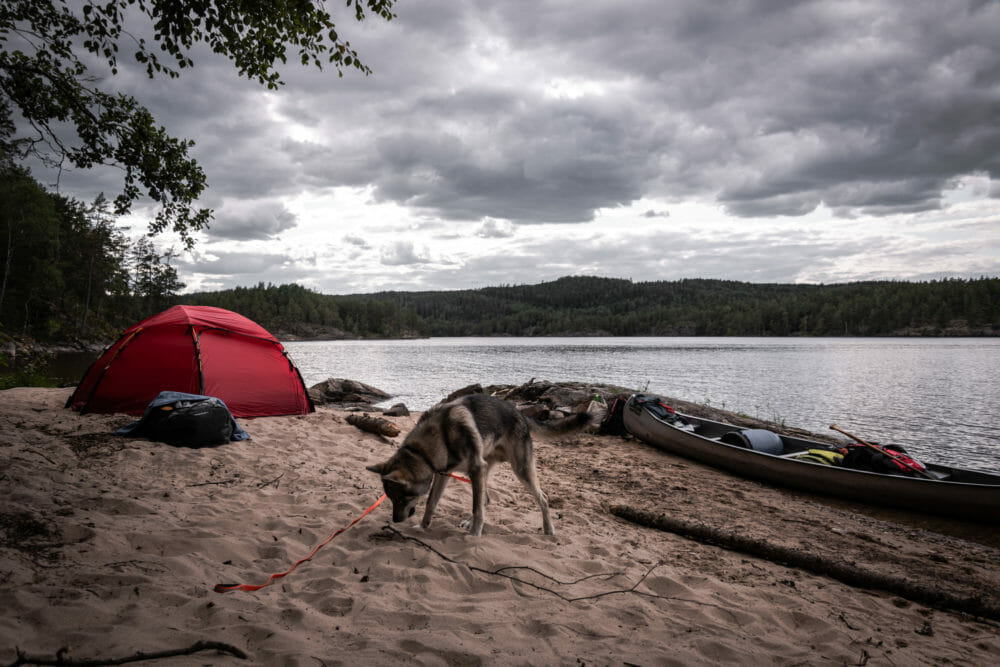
[610,505,999,621]
[346,414,401,437]
[381,525,734,613]
[6,640,247,666]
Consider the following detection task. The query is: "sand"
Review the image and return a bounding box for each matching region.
[1,386,998,666]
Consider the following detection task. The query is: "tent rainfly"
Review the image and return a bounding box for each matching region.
[66,305,314,418]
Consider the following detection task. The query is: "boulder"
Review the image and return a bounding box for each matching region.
[308,378,392,407]
[442,384,484,403]
[383,403,410,417]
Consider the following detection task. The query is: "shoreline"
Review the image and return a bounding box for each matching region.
[2,386,998,664]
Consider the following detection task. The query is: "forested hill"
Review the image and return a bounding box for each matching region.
[371,276,998,336]
[187,277,1000,339]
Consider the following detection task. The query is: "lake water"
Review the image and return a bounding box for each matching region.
[284,337,1000,474]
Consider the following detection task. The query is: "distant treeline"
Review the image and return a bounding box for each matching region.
[186,283,423,339]
[187,276,1000,339]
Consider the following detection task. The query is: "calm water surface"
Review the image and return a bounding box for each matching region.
[285,337,1000,474]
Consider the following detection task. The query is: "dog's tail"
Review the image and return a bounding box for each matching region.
[528,402,605,435]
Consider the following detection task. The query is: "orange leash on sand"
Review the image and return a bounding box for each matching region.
[213,474,471,593]
[213,494,387,593]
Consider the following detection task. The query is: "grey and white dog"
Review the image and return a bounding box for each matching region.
[366,393,593,536]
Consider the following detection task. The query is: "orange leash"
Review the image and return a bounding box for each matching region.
[213,474,471,593]
[214,493,387,593]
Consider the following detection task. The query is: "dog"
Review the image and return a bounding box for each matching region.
[366,393,595,536]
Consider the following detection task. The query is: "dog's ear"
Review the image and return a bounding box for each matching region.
[366,462,412,485]
[381,468,411,485]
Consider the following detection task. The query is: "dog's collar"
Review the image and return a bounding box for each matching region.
[402,445,441,473]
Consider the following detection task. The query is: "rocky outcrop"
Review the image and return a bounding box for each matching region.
[484,379,628,414]
[307,378,392,408]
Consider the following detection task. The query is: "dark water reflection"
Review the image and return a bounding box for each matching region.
[285,337,1000,474]
[31,350,100,387]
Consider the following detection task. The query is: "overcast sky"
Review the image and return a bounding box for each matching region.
[45,0,1000,294]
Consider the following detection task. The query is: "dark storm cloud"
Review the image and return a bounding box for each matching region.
[359,92,653,223]
[327,0,1000,223]
[28,0,1000,249]
[206,201,298,240]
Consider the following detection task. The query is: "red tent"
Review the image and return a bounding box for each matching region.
[66,305,314,418]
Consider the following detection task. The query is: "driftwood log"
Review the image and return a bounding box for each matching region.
[5,640,247,666]
[609,505,999,621]
[346,413,401,437]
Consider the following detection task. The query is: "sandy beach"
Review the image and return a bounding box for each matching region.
[2,385,998,665]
